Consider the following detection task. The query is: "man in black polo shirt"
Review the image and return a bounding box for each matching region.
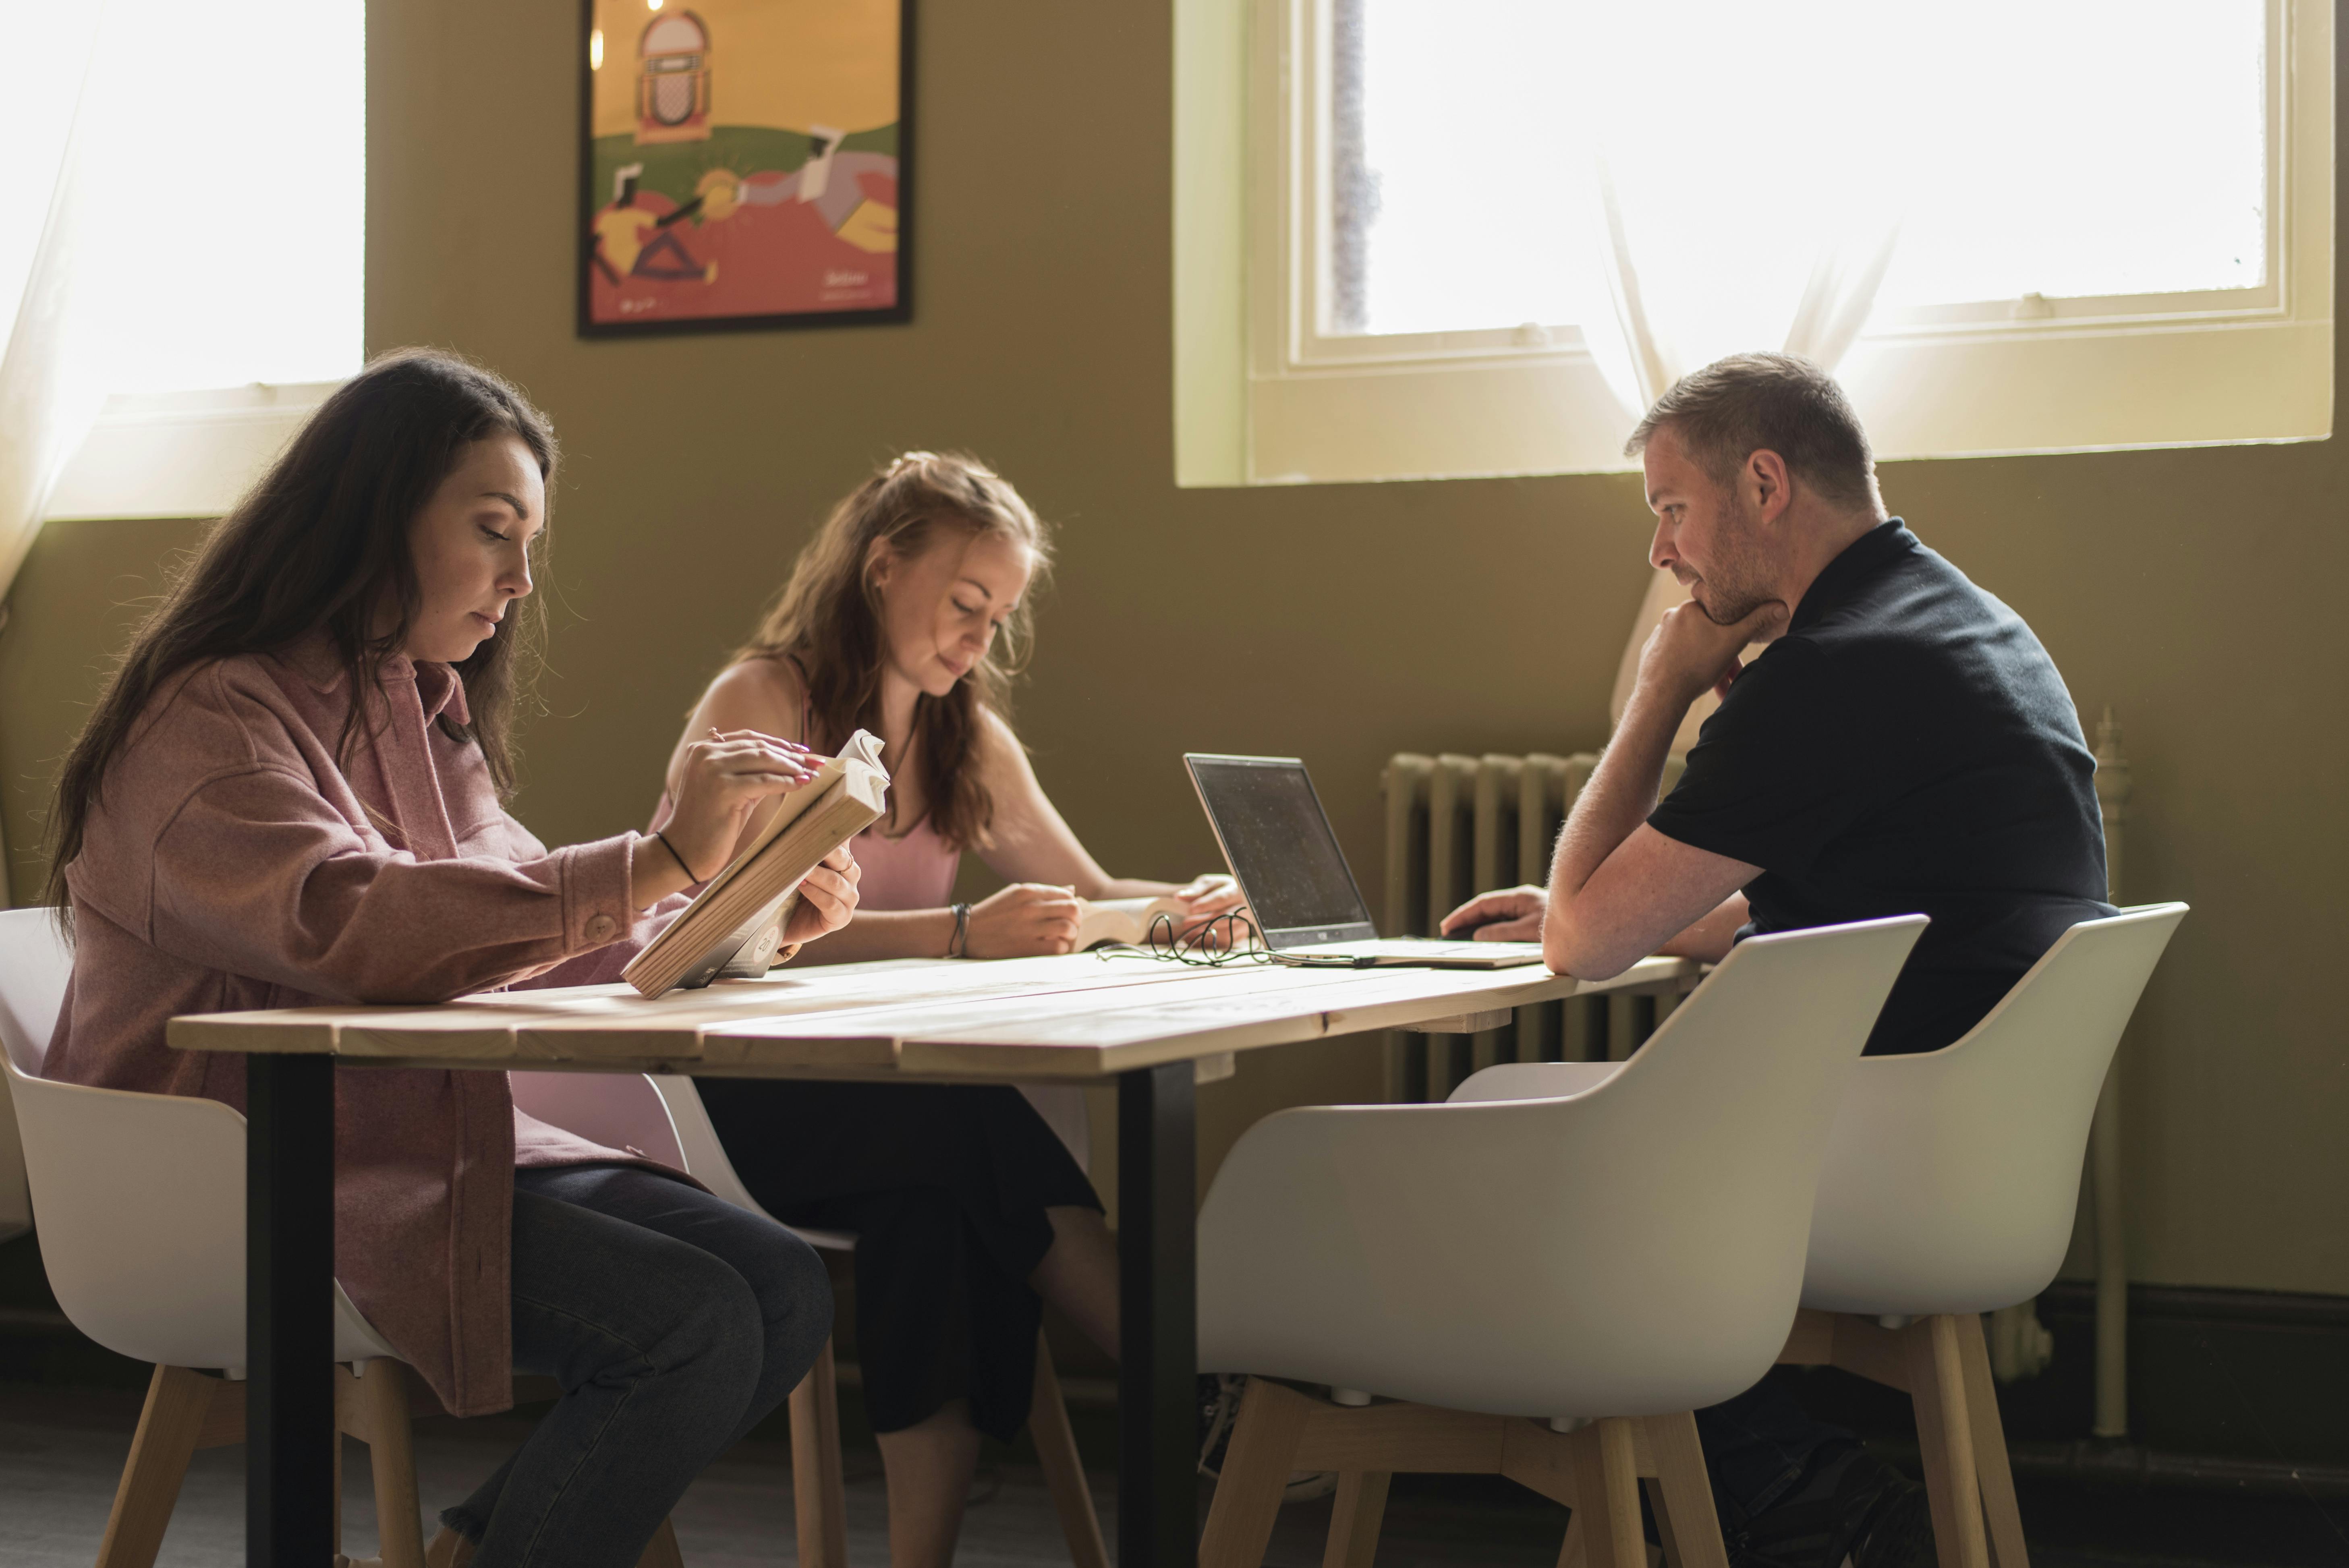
[1443,353,2112,1568]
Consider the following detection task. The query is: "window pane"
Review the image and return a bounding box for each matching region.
[1329,0,2268,339]
[1330,0,1583,336]
[76,0,365,393]
[1875,2,2266,307]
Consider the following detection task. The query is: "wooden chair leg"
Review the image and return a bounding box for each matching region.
[1030,1329,1109,1568]
[1954,1313,2030,1568]
[95,1365,222,1568]
[333,1360,427,1568]
[1564,1418,1645,1568]
[1908,1316,1991,1568]
[1639,1413,1727,1568]
[1199,1377,1314,1568]
[334,1411,347,1564]
[1641,1480,1676,1568]
[633,1515,686,1568]
[1555,1512,1586,1568]
[787,1336,850,1568]
[1322,1470,1391,1568]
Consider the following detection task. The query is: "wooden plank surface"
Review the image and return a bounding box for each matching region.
[894,956,1693,1077]
[168,952,1701,1081]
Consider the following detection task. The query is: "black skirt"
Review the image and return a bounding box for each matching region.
[696,1078,1102,1440]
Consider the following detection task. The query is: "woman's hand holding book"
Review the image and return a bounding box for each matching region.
[780,844,862,946]
[632,728,818,909]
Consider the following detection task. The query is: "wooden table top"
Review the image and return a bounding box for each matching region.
[167,952,1701,1082]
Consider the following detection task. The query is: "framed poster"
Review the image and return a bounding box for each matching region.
[579,0,912,337]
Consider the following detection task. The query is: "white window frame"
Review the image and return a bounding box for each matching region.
[45,382,340,523]
[1174,0,2333,487]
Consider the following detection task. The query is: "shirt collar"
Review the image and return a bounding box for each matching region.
[275,632,470,725]
[1788,518,1916,634]
[417,660,471,726]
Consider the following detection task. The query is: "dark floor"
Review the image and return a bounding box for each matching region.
[0,1384,1569,1567]
[6,1384,2349,1568]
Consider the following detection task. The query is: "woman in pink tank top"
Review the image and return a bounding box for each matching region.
[654,453,1240,1566]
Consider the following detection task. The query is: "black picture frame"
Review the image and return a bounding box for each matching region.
[576,0,914,339]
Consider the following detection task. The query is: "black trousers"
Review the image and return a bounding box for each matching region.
[697,1079,1101,1440]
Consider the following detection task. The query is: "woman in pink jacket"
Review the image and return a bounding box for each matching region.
[40,348,857,1568]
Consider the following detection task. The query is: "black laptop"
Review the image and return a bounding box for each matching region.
[1184,753,1545,969]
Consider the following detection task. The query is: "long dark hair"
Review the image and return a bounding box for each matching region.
[44,348,558,909]
[735,451,1051,852]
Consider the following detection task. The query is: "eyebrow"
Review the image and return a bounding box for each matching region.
[956,577,995,600]
[481,490,534,520]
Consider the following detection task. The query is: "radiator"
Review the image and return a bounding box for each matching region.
[1379,751,1686,1102]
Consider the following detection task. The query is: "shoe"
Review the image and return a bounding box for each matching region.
[1195,1371,1339,1503]
[1848,1477,1936,1568]
[424,1526,477,1568]
[1198,1371,1242,1477]
[1727,1446,1930,1568]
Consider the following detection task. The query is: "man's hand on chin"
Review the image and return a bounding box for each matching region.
[1439,884,1546,941]
[1639,599,1789,710]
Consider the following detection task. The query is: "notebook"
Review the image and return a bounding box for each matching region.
[623,731,891,996]
[1183,753,1546,969]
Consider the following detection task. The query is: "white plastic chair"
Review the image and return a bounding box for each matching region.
[1780,902,2188,1568]
[0,907,423,1568]
[509,1069,1109,1568]
[1458,903,2189,1568]
[1195,915,1928,1568]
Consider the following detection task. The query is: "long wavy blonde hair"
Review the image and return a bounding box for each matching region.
[737,452,1051,851]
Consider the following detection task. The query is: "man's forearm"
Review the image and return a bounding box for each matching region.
[1548,680,1687,903]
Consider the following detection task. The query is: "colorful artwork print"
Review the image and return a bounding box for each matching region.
[581,0,908,334]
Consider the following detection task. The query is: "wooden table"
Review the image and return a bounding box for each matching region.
[170,949,1698,1567]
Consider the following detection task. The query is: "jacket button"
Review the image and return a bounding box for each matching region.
[585,913,618,942]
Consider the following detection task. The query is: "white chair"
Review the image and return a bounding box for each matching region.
[0,907,432,1568]
[509,1070,1110,1568]
[1459,903,2189,1568]
[1775,902,2189,1568]
[1196,915,1928,1568]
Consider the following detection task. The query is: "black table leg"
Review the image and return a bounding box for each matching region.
[247,1053,336,1566]
[1119,1060,1198,1568]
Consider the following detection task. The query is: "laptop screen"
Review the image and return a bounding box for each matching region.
[1186,755,1375,941]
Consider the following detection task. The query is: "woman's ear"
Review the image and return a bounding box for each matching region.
[863,536,898,592]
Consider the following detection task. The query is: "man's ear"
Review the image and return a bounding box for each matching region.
[1748,449,1794,524]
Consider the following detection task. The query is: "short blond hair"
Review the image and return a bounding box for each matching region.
[1625,353,1879,513]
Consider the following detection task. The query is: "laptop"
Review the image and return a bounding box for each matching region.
[1184,753,1547,969]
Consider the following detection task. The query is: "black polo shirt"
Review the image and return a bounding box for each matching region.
[1646,520,2113,1054]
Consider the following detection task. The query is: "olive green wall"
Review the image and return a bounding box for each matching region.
[0,0,2337,1296]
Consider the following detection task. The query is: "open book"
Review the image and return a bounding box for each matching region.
[1072,896,1191,950]
[623,730,891,996]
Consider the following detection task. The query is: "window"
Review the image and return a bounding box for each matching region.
[19,0,365,520]
[1173,0,2330,485]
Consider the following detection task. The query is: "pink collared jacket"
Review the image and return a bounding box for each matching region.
[44,636,685,1417]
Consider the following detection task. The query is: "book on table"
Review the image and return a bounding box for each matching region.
[623,729,891,996]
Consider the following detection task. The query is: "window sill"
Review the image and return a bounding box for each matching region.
[45,382,339,523]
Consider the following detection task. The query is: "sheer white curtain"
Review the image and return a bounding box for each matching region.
[0,3,109,904]
[0,4,102,1234]
[1569,2,1919,741]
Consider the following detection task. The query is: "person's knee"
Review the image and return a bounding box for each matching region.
[639,1250,768,1404]
[759,1228,834,1390]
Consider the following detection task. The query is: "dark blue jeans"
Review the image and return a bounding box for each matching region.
[1695,1372,1859,1526]
[439,1164,832,1568]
